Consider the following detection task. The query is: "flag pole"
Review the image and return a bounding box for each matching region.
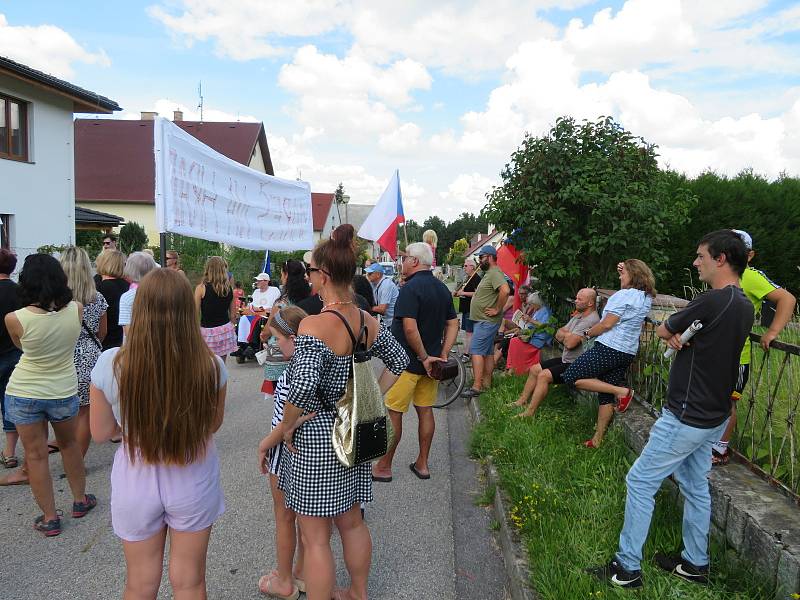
[403,221,408,249]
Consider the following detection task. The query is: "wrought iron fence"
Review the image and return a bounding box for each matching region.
[630,319,800,501]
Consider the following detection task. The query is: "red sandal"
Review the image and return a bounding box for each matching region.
[616,388,634,413]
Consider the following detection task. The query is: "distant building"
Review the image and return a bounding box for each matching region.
[311,192,341,242]
[74,113,273,244]
[0,55,120,265]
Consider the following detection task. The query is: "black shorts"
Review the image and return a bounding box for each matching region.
[540,357,570,384]
[731,364,750,400]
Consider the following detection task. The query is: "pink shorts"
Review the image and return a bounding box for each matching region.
[110,440,225,542]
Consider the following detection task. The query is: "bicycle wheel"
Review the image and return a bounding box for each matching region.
[433,357,467,408]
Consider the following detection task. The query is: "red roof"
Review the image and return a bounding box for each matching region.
[311,193,334,231]
[75,119,273,203]
[465,230,499,257]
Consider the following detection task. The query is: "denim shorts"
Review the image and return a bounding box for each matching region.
[4,394,79,426]
[470,321,501,356]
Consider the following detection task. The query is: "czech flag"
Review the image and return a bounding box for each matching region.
[358,170,405,259]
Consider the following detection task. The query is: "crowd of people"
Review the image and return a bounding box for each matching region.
[0,222,795,597]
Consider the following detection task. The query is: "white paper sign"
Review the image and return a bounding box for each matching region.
[154,117,313,250]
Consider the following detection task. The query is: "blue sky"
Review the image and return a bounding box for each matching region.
[3,1,800,222]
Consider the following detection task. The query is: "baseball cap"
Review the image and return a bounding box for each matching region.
[732,229,753,250]
[364,263,384,274]
[478,245,497,257]
[254,272,271,281]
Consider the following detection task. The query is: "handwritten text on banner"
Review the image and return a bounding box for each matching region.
[154,118,313,250]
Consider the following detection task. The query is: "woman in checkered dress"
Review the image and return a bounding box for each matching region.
[278,224,408,600]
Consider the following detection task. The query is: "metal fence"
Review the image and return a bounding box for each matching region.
[630,320,800,501]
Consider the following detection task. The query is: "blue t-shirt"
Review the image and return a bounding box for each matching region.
[596,288,652,355]
[391,270,457,376]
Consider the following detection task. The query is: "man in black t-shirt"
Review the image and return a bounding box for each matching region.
[371,243,458,482]
[589,230,753,590]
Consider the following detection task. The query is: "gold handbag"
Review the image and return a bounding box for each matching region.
[327,310,394,468]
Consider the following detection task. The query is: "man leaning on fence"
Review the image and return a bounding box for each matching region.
[371,242,459,482]
[710,229,797,466]
[588,230,754,590]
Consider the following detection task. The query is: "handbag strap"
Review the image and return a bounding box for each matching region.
[325,309,367,354]
[81,319,102,349]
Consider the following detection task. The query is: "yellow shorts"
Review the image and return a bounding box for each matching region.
[384,371,439,413]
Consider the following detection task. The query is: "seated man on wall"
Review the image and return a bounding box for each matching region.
[511,288,599,417]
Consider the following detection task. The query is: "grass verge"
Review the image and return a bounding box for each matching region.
[470,376,776,599]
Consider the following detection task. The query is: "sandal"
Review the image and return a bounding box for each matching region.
[258,573,299,600]
[711,448,730,466]
[0,451,18,468]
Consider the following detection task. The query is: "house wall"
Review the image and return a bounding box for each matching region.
[0,75,75,269]
[75,201,158,246]
[248,144,267,174]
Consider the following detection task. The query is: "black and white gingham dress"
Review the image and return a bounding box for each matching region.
[278,325,408,517]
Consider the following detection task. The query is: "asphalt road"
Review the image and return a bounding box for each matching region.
[0,355,507,599]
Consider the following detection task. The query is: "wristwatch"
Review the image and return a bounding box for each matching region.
[583,329,592,338]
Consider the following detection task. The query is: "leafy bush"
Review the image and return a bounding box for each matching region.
[118,222,148,255]
[483,115,696,305]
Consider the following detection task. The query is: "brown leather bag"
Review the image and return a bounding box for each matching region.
[430,357,459,381]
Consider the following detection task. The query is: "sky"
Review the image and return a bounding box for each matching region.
[2,0,800,224]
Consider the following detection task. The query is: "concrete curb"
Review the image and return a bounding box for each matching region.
[467,396,538,600]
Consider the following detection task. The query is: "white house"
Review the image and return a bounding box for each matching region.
[0,56,120,268]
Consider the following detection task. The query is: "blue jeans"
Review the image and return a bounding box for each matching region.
[4,394,79,426]
[616,408,729,571]
[0,349,22,432]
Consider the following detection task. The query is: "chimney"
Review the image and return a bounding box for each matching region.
[173,110,184,122]
[140,111,158,121]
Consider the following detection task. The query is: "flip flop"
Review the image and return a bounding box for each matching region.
[409,463,431,480]
[371,474,392,483]
[258,573,299,600]
[0,473,29,486]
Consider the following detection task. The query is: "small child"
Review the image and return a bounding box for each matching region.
[257,306,313,599]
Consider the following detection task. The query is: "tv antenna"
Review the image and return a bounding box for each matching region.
[197,81,204,122]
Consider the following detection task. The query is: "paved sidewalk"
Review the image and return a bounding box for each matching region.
[0,359,505,598]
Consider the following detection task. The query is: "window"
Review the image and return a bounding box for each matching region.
[0,215,10,249]
[0,93,28,161]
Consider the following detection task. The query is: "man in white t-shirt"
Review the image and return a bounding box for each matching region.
[234,273,282,360]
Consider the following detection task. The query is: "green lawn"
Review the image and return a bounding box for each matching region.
[470,377,775,599]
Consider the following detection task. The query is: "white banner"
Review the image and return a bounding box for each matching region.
[154,117,313,250]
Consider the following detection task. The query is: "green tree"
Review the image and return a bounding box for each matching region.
[660,170,800,295]
[397,219,423,251]
[76,230,104,259]
[483,116,696,305]
[119,222,149,255]
[446,238,469,265]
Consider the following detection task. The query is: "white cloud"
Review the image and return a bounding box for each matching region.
[115,98,258,123]
[0,14,110,78]
[440,38,800,179]
[378,123,421,153]
[147,0,346,60]
[277,45,429,140]
[564,0,695,72]
[438,173,497,217]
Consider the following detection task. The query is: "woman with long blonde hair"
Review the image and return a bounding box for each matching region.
[60,246,108,456]
[195,256,237,361]
[562,258,656,447]
[90,268,227,599]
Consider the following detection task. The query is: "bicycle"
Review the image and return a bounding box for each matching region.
[432,344,469,408]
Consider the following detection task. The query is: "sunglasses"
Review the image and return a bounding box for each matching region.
[102,241,113,246]
[307,266,331,276]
